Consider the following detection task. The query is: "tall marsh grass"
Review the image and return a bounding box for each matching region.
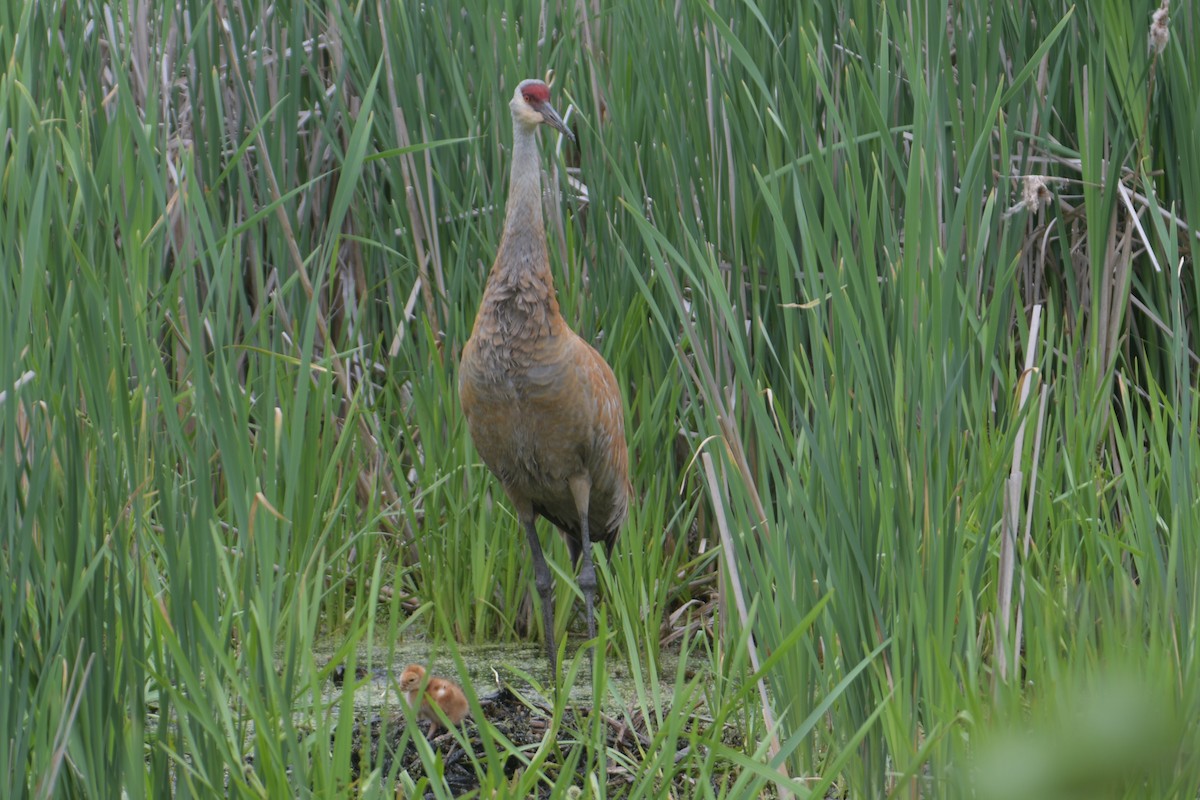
[3,0,1199,796]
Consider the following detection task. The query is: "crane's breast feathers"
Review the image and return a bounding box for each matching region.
[459,332,628,500]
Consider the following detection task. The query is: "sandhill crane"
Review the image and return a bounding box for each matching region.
[399,664,469,737]
[458,79,630,678]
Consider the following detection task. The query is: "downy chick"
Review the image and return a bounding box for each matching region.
[398,664,468,737]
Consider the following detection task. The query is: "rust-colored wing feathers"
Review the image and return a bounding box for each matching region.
[574,335,630,542]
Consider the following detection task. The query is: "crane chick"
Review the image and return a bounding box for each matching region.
[398,664,468,738]
[459,79,631,679]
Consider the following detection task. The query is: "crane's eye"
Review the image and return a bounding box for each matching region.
[523,93,536,104]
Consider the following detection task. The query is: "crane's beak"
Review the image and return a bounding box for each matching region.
[538,102,575,142]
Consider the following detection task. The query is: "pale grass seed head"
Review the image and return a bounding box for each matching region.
[1148,1,1170,56]
[1022,175,1052,214]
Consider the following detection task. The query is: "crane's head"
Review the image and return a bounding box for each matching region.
[398,664,426,692]
[511,79,575,141]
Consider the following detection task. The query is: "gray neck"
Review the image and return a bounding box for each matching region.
[501,122,544,245]
[480,115,560,331]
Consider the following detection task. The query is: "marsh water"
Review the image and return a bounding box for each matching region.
[311,633,690,719]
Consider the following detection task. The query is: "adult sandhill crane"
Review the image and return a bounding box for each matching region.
[459,79,630,678]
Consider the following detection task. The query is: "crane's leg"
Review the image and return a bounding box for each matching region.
[568,476,597,643]
[520,509,558,680]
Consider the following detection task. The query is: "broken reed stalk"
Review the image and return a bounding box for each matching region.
[702,452,793,800]
[0,371,36,408]
[996,303,1042,684]
[1014,385,1050,674]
